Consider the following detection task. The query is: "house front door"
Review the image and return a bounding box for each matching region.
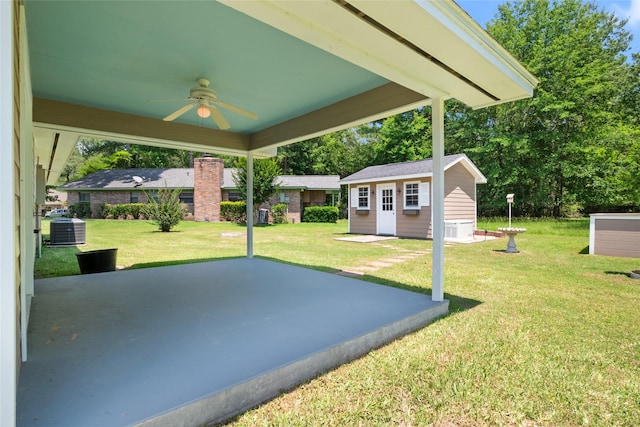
[377,183,396,235]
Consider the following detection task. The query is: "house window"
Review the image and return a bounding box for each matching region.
[130,191,139,203]
[228,192,241,202]
[404,182,419,209]
[179,191,194,204]
[149,191,159,202]
[79,192,90,203]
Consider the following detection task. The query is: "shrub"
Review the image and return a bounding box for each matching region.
[68,202,92,218]
[271,203,288,224]
[142,187,188,232]
[99,203,147,219]
[220,201,247,223]
[303,206,339,223]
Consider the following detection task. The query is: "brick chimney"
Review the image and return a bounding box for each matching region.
[193,155,224,222]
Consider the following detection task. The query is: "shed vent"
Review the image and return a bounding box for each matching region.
[50,218,86,245]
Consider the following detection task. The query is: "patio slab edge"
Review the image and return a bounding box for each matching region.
[135,299,449,427]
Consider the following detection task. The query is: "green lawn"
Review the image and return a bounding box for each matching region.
[35,218,640,426]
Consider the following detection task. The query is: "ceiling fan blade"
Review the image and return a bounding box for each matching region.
[209,105,231,130]
[216,100,258,120]
[163,103,195,121]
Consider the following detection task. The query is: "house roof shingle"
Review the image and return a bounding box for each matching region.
[59,168,340,191]
[339,154,486,184]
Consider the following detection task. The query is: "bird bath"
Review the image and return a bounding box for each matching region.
[498,227,526,253]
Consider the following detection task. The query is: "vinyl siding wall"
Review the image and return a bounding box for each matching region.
[347,163,478,238]
[443,162,477,229]
[397,178,432,239]
[591,215,640,258]
[348,184,376,234]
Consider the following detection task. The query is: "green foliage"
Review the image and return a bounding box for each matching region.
[99,203,147,219]
[141,187,187,232]
[445,0,639,216]
[271,203,288,224]
[371,110,432,165]
[232,157,281,219]
[303,206,339,223]
[220,201,247,223]
[68,202,92,218]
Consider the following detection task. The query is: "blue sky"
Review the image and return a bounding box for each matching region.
[457,0,640,58]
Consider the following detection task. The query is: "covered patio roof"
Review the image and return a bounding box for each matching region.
[26,0,537,184]
[3,2,538,425]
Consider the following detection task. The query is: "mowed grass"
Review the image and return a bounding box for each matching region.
[35,218,640,426]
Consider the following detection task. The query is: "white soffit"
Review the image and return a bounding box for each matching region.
[222,0,537,109]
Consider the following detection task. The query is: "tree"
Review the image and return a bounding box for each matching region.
[277,139,321,175]
[371,109,432,165]
[311,128,375,177]
[142,187,187,232]
[445,0,638,216]
[232,157,282,220]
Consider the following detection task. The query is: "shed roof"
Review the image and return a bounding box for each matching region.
[339,153,487,185]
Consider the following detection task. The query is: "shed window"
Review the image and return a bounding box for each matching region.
[350,185,370,210]
[404,182,419,209]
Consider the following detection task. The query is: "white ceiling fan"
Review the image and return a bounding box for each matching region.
[162,78,257,130]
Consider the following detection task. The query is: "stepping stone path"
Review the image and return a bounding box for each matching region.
[336,242,442,277]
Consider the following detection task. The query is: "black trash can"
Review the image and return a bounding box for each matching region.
[258,208,269,224]
[76,248,118,274]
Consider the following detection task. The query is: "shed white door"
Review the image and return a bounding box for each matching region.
[377,183,396,235]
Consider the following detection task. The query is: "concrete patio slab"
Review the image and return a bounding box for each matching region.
[17,258,447,426]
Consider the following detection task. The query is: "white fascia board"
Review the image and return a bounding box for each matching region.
[419,1,538,94]
[353,0,538,107]
[341,172,433,186]
[446,156,488,184]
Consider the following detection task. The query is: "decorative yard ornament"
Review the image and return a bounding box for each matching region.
[499,193,526,253]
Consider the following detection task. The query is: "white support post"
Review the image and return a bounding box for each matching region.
[246,151,254,258]
[431,98,445,302]
[1,0,17,424]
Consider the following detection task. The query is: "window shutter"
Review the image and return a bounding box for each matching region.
[350,187,358,208]
[419,182,430,206]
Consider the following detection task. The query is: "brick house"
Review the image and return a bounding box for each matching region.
[59,156,340,223]
[340,154,486,241]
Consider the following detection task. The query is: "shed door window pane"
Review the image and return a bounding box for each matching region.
[382,188,393,211]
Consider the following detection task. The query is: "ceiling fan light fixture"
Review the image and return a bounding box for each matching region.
[196,103,211,118]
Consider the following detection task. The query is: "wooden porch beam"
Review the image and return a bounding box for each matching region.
[33,98,250,153]
[249,82,430,151]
